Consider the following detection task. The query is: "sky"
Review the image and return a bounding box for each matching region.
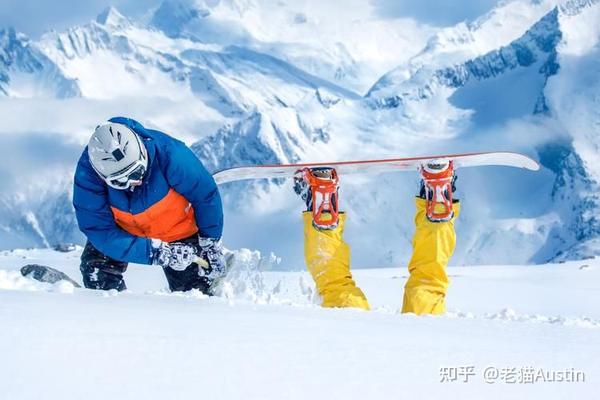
[0,0,501,38]
[0,0,162,37]
[370,0,499,25]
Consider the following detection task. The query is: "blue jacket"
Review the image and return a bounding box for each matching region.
[73,117,223,264]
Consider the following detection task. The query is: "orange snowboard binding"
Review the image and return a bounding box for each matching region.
[420,160,455,222]
[293,167,340,230]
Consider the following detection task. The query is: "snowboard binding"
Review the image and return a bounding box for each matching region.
[419,159,456,222]
[293,167,340,230]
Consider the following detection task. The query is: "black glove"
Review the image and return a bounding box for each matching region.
[197,237,226,282]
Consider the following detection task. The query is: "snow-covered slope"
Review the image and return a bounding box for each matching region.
[1,0,599,266]
[0,248,598,399]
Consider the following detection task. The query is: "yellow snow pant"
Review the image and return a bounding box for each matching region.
[303,212,370,310]
[401,198,460,315]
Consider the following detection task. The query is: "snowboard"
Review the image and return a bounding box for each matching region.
[21,264,81,288]
[212,151,540,184]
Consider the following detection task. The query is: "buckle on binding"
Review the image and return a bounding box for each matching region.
[299,167,340,229]
[420,160,454,222]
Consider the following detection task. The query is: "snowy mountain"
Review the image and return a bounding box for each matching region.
[1,0,599,267]
[148,0,430,93]
[199,0,600,265]
[356,0,600,264]
[0,28,79,98]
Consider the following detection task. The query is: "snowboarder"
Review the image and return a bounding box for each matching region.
[73,117,225,294]
[293,161,460,314]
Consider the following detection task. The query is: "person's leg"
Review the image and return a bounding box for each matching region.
[294,167,369,310]
[160,235,213,294]
[402,161,460,315]
[162,263,211,294]
[80,241,128,291]
[303,212,370,310]
[401,198,460,314]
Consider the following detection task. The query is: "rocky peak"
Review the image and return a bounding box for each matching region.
[96,6,130,29]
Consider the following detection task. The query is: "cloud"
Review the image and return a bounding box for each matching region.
[370,0,499,26]
[0,132,81,189]
[0,0,162,38]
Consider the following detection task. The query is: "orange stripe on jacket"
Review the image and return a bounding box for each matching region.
[111,189,198,242]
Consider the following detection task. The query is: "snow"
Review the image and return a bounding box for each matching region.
[2,3,600,396]
[0,247,598,399]
[96,6,131,29]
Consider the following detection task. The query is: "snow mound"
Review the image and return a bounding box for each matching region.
[0,270,40,291]
[0,269,75,293]
[446,307,600,329]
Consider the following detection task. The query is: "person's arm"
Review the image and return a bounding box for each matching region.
[73,153,155,264]
[108,116,224,238]
[162,141,224,239]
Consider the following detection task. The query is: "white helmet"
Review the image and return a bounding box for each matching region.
[88,122,148,190]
